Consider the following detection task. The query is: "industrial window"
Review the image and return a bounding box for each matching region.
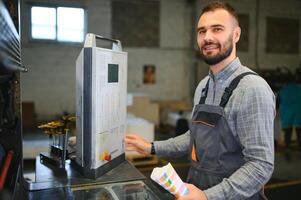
[266,17,299,54]
[31,6,85,43]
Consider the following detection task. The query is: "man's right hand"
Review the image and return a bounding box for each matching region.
[125,134,152,155]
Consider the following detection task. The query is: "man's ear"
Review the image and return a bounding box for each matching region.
[233,26,241,43]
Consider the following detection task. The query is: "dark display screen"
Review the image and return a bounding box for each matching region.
[108,64,118,83]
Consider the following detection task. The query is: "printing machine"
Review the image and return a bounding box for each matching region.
[0,1,173,199]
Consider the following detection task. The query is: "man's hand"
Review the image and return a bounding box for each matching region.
[176,183,208,200]
[125,134,152,155]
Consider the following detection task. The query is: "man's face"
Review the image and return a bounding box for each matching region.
[197,9,239,65]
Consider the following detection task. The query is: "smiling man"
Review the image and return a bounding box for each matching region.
[125,1,275,200]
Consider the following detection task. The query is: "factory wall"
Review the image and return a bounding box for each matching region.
[126,0,193,101]
[20,0,301,120]
[196,0,301,82]
[20,0,194,120]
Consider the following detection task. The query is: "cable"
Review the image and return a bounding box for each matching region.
[0,150,14,189]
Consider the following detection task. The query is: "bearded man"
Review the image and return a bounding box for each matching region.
[126,2,275,200]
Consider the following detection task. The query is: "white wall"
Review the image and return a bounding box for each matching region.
[20,0,301,120]
[126,0,193,101]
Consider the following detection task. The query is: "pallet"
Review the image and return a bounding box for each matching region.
[126,154,159,166]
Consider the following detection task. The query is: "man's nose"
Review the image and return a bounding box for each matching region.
[203,31,213,42]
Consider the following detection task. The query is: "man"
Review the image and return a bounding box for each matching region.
[126,1,275,199]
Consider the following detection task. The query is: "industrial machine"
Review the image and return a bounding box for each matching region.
[75,33,127,179]
[0,0,26,199]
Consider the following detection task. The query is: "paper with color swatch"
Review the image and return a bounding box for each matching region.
[150,163,189,197]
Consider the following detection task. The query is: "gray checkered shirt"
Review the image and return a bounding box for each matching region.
[155,57,275,199]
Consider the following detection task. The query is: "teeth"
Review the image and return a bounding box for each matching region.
[204,45,217,50]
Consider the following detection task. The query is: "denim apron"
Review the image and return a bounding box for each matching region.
[187,72,266,199]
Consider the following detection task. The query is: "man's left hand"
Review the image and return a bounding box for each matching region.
[176,183,208,200]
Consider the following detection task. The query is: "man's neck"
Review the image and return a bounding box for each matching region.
[209,54,237,75]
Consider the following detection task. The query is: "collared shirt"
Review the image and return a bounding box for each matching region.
[155,57,275,199]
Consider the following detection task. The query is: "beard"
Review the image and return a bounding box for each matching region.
[200,35,233,65]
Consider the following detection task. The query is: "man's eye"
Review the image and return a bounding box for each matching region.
[199,30,206,34]
[213,28,222,32]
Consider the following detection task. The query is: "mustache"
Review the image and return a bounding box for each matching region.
[202,41,221,48]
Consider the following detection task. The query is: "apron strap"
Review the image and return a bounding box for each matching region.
[198,77,210,104]
[219,72,258,108]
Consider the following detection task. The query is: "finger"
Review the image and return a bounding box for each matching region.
[183,183,193,194]
[135,150,144,155]
[125,146,138,151]
[124,138,137,145]
[176,195,188,200]
[125,143,135,148]
[124,138,131,143]
[125,134,139,139]
[127,149,145,155]
[126,133,137,136]
[184,183,193,189]
[134,147,148,155]
[125,144,146,154]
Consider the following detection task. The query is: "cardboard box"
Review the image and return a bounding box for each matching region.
[127,94,159,125]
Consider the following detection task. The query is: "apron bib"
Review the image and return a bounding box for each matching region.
[187,72,267,200]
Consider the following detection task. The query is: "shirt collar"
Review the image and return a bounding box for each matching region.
[209,57,241,81]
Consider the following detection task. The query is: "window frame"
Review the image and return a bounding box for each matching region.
[29,3,87,44]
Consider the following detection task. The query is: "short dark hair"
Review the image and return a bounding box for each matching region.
[200,1,239,26]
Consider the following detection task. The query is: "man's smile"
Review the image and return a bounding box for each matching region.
[202,44,220,54]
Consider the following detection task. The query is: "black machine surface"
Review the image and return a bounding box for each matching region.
[27,179,169,200]
[23,158,173,199]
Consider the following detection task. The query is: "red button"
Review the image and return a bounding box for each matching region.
[105,154,111,161]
